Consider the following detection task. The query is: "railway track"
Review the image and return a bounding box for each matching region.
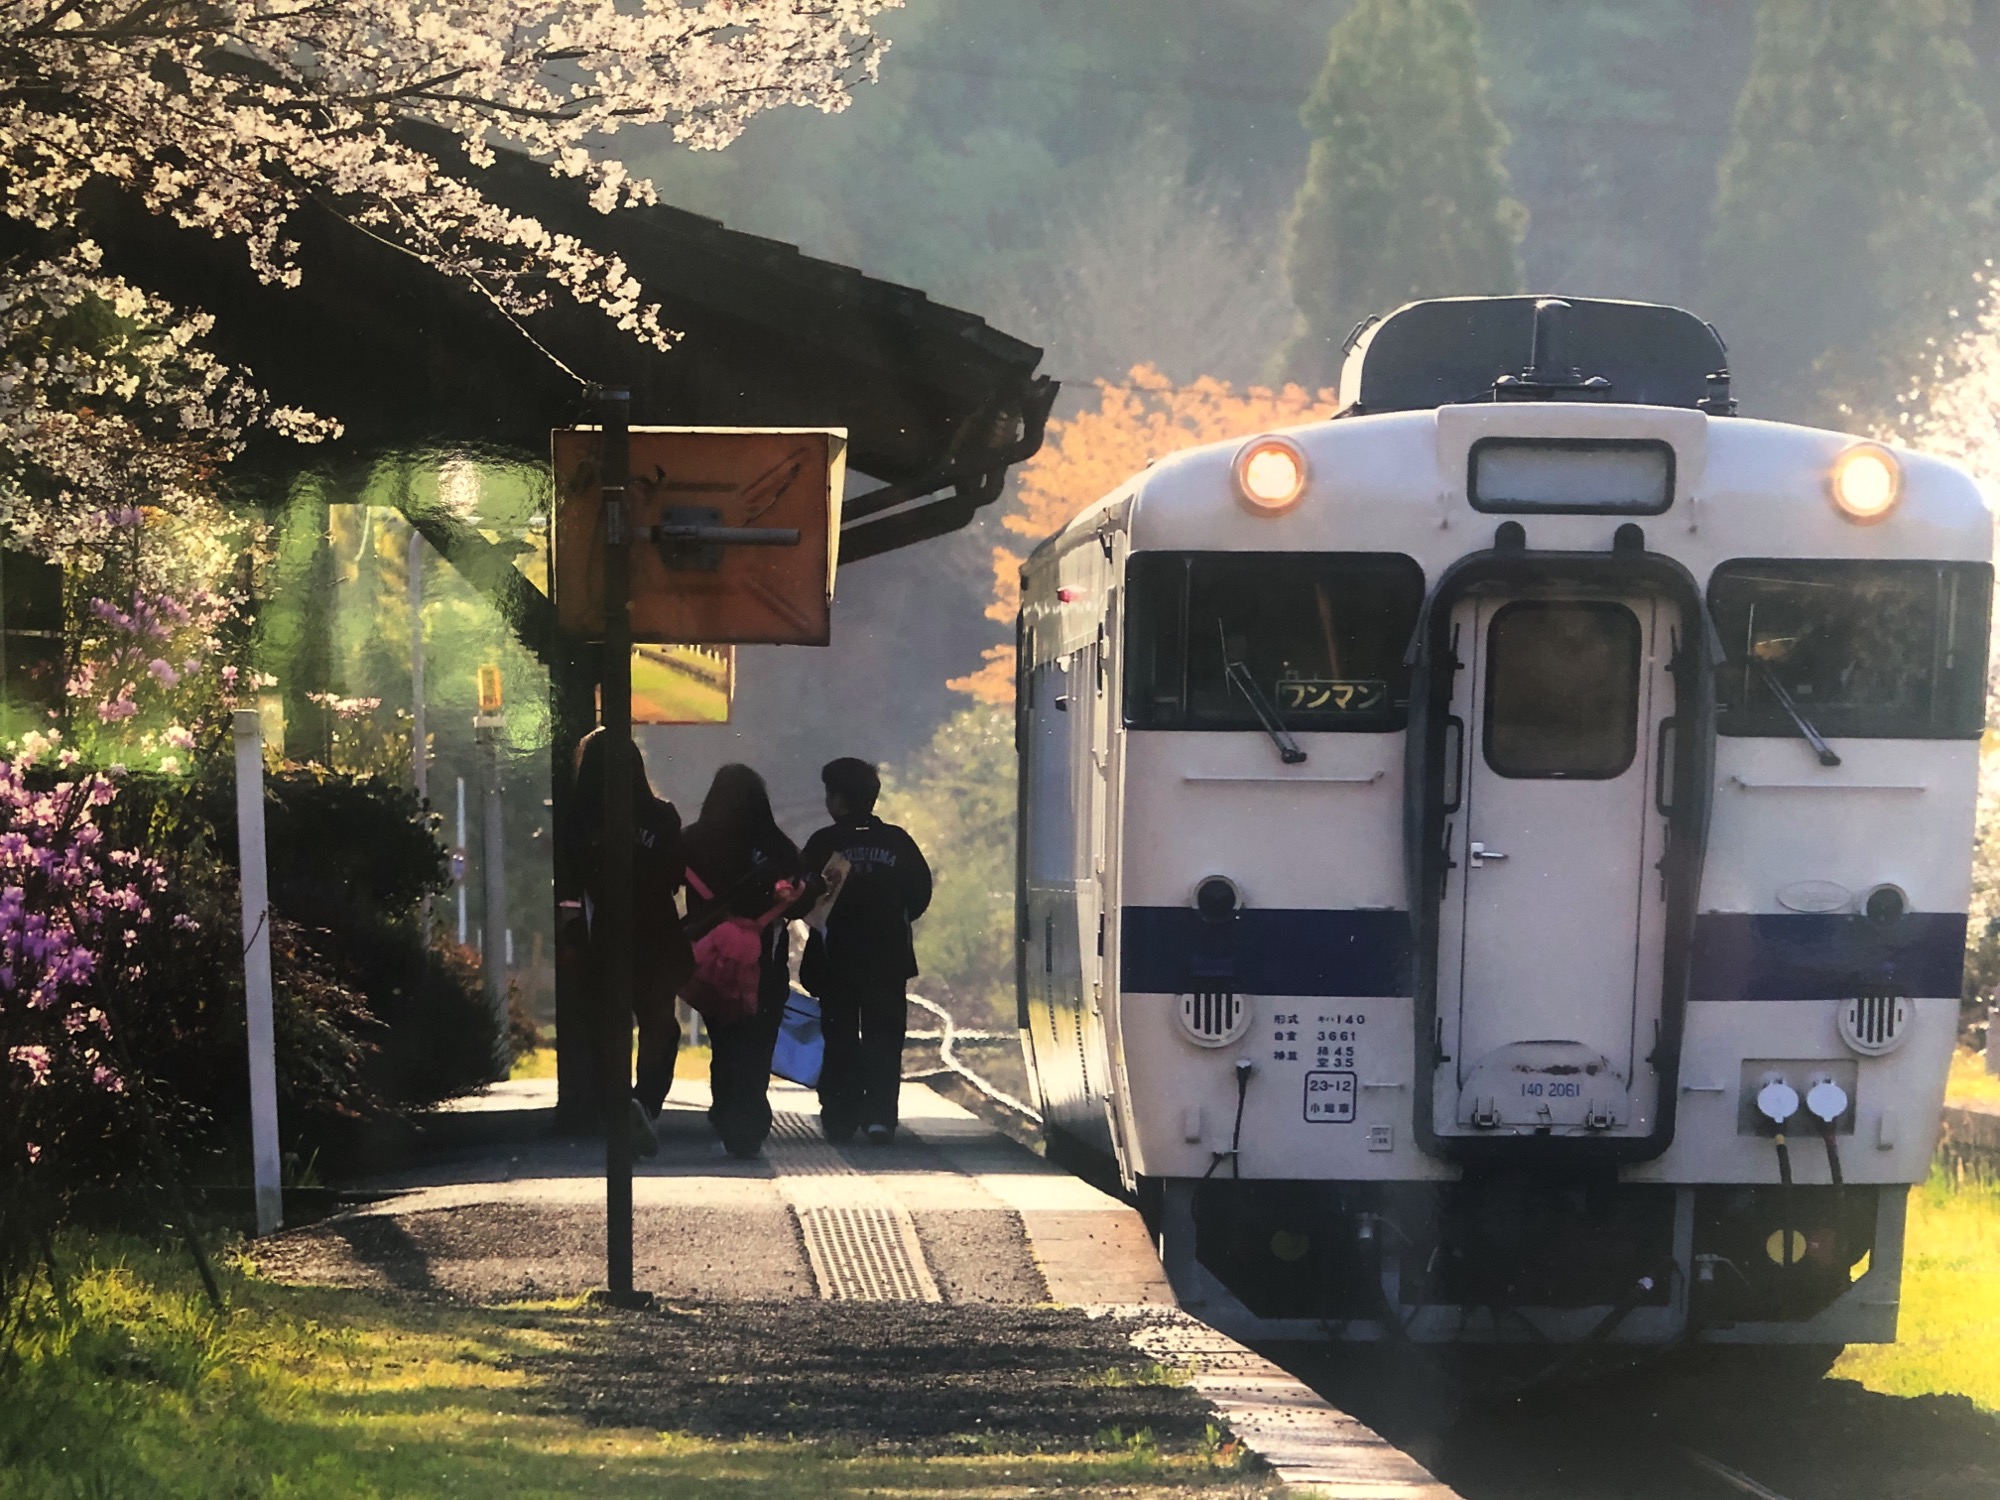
[1679,1444,1797,1500]
[1257,1344,1906,1500]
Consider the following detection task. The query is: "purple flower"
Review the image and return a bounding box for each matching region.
[9,1044,51,1083]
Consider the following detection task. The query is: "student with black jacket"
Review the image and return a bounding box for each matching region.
[799,757,932,1145]
[565,730,694,1159]
[680,763,809,1159]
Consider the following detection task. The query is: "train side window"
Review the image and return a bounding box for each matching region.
[1124,551,1424,733]
[1483,600,1642,779]
[1709,560,1992,740]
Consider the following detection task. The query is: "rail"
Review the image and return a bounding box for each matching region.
[902,993,1044,1125]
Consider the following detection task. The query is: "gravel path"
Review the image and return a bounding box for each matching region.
[520,1300,1231,1454]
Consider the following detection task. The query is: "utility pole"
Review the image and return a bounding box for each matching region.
[597,387,640,1304]
[410,527,431,934]
[409,528,427,804]
[476,664,508,1049]
[455,776,469,945]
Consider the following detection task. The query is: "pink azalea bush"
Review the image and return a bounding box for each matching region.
[0,742,165,1169]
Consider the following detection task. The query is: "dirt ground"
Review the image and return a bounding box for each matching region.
[515,1301,1228,1455]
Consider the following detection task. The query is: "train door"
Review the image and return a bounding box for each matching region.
[1434,589,1673,1138]
[1022,649,1084,1127]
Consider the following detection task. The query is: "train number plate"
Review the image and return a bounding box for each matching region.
[1304,1070,1356,1123]
[1276,678,1386,713]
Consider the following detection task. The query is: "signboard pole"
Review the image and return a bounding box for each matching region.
[598,389,638,1301]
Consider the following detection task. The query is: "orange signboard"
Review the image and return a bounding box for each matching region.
[551,427,845,646]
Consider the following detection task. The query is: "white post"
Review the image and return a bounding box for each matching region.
[233,709,283,1236]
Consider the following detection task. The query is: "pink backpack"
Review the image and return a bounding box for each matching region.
[679,868,794,1026]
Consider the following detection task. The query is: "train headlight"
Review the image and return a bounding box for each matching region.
[1234,436,1309,513]
[1195,876,1240,922]
[1829,443,1902,522]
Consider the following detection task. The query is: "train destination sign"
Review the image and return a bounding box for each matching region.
[1276,678,1387,713]
[551,427,846,646]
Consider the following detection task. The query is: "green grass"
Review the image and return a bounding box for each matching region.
[0,1238,1269,1498]
[1946,1045,2000,1108]
[1835,1167,2000,1410]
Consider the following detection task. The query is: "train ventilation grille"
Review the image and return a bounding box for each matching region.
[1839,993,1910,1057]
[1177,991,1251,1048]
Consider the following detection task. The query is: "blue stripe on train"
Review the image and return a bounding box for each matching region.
[1120,907,1415,998]
[1687,911,1965,1001]
[1118,907,1966,1000]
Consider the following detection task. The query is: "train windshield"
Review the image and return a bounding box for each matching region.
[1124,551,1425,732]
[1709,559,1991,740]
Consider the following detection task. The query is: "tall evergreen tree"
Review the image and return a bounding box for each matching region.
[1705,0,2000,425]
[1280,0,1526,387]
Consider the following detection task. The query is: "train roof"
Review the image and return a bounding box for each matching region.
[1338,296,1730,416]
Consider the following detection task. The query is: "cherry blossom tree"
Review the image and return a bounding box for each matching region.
[0,0,895,556]
[0,0,897,1188]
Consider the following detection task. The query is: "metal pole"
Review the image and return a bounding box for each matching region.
[232,709,283,1236]
[409,527,427,804]
[598,388,638,1301]
[410,527,431,936]
[456,775,468,945]
[479,721,508,1046]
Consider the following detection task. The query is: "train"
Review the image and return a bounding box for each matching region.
[1015,295,1991,1363]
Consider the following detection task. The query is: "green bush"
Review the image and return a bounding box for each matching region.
[883,704,1016,1030]
[76,764,500,1175]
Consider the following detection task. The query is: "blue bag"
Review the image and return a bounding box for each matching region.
[771,989,824,1089]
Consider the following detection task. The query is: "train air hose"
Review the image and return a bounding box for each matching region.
[1204,1059,1255,1179]
[1806,1078,1849,1190]
[1756,1078,1801,1270]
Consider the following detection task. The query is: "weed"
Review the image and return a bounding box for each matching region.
[1087,1359,1192,1389]
[1837,1166,2000,1411]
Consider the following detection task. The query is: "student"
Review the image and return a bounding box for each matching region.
[800,757,932,1145]
[680,764,807,1159]
[567,729,692,1159]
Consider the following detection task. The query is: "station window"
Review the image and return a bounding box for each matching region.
[1482,600,1641,779]
[1709,560,1991,741]
[1123,551,1424,732]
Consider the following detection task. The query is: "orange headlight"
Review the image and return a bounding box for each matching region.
[1234,436,1309,513]
[1829,443,1901,522]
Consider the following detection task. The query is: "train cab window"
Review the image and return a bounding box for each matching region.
[1483,600,1641,778]
[1123,551,1424,732]
[1709,560,1991,740]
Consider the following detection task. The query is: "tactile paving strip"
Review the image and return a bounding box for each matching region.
[766,1111,941,1303]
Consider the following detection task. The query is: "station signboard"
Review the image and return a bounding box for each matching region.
[551,426,845,646]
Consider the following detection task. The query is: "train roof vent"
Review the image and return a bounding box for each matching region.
[1839,993,1910,1057]
[1337,295,1732,417]
[1177,990,1252,1049]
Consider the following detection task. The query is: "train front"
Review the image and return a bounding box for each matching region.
[1034,295,1993,1353]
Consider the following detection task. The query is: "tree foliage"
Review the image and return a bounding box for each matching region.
[1280,0,1525,387]
[1704,0,2000,426]
[881,703,1016,1028]
[951,365,1335,705]
[0,0,894,570]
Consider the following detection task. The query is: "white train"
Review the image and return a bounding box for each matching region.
[1017,296,1991,1358]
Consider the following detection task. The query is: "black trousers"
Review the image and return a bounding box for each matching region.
[632,984,680,1117]
[706,950,788,1157]
[817,983,908,1133]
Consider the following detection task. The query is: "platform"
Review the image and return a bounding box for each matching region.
[261,1077,1455,1497]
